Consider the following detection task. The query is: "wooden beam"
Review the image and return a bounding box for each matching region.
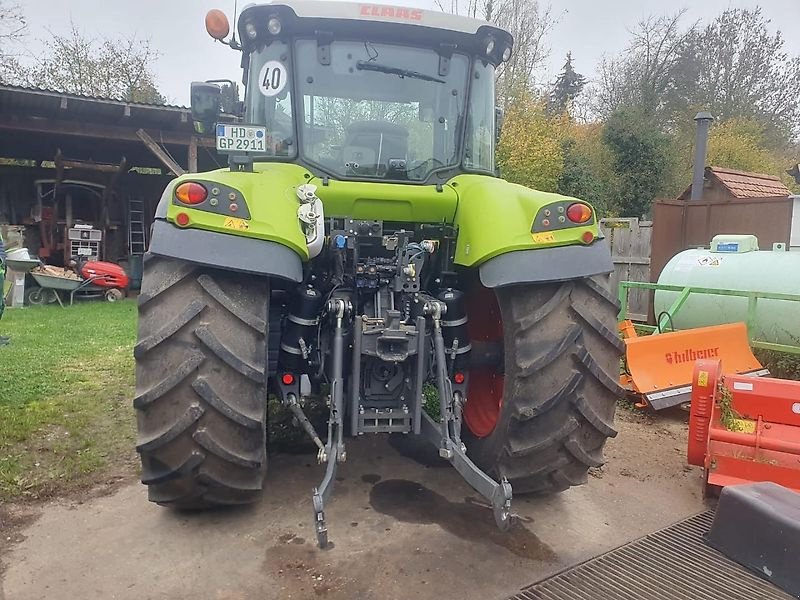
[0,114,214,147]
[137,128,185,176]
[188,136,198,173]
[53,155,128,173]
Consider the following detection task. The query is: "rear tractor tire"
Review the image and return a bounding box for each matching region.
[134,255,270,508]
[463,275,624,495]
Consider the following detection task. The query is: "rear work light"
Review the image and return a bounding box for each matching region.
[566,202,592,224]
[175,182,208,205]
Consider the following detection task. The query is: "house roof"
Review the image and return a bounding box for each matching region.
[680,166,791,200]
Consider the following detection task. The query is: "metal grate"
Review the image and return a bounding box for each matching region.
[508,511,794,600]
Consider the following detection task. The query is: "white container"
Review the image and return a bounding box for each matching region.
[7,247,31,261]
[655,238,800,346]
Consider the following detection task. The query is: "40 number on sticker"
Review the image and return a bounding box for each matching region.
[258,60,288,97]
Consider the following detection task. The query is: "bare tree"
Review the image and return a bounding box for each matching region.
[0,0,26,82]
[673,7,800,142]
[494,0,555,106]
[435,0,556,106]
[434,0,493,20]
[17,25,165,103]
[596,10,696,122]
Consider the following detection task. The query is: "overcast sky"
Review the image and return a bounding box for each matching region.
[15,0,800,105]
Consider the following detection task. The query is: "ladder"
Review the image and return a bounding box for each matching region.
[128,198,147,255]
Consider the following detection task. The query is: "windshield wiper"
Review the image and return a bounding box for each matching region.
[356,61,445,84]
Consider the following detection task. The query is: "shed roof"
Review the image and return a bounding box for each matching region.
[0,83,190,130]
[679,166,791,200]
[706,166,791,199]
[0,84,219,171]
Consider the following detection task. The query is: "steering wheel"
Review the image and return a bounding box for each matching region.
[407,157,446,178]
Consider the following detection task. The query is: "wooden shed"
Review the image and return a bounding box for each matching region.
[0,84,220,287]
[651,166,793,285]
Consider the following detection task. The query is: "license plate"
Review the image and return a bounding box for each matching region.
[216,124,267,153]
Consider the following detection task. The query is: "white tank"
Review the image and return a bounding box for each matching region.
[654,235,800,346]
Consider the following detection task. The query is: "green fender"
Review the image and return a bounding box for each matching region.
[151,163,312,281]
[449,174,613,287]
[149,164,610,286]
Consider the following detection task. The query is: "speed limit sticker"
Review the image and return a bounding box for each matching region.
[258,60,288,97]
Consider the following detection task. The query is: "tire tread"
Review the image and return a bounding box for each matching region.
[134,255,269,508]
[466,274,621,495]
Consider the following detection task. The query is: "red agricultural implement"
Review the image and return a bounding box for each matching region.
[688,358,800,495]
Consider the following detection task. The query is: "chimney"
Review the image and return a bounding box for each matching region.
[690,111,714,201]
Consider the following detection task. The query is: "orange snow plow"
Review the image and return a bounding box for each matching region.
[620,322,767,410]
[688,358,800,494]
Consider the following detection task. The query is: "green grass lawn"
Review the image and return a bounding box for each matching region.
[0,300,137,501]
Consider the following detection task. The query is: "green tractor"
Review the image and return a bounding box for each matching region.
[134,0,622,548]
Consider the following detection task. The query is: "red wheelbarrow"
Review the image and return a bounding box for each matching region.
[28,259,130,307]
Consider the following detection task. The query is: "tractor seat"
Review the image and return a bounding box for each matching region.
[342,121,409,171]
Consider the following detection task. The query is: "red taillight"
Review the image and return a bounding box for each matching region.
[281,373,295,386]
[581,231,595,244]
[175,182,208,205]
[454,372,465,384]
[175,212,190,227]
[566,203,592,224]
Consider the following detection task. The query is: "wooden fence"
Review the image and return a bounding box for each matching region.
[600,218,652,321]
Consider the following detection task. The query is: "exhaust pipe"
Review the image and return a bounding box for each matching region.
[690,111,714,201]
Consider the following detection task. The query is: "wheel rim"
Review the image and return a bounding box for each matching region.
[463,282,504,438]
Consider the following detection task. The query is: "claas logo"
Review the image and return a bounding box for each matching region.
[665,347,720,365]
[359,4,424,20]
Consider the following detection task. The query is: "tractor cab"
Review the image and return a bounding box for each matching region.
[196,1,512,183]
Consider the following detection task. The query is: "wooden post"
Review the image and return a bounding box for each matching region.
[136,128,186,176]
[188,136,198,173]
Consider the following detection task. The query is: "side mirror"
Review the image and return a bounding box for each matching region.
[495,106,505,145]
[215,80,241,116]
[190,81,222,134]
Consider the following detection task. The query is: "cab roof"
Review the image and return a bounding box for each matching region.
[240,0,505,36]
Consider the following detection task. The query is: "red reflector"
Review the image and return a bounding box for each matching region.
[175,212,190,227]
[175,182,208,205]
[566,203,593,224]
[454,372,465,384]
[281,373,295,386]
[581,231,595,244]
